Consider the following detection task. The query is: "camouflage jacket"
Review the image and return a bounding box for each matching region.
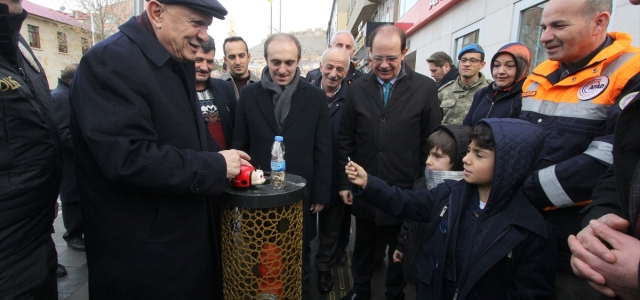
[438,72,492,124]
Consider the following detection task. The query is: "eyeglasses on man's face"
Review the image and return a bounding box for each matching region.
[459,58,482,64]
[370,55,401,63]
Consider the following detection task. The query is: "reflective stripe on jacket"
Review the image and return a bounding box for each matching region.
[520,32,640,210]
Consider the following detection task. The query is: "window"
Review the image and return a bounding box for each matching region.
[453,30,479,65]
[57,32,67,53]
[28,25,40,48]
[451,19,483,66]
[81,37,89,55]
[518,2,548,70]
[398,0,419,18]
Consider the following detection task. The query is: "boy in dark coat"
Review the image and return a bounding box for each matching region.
[393,125,470,286]
[346,118,556,299]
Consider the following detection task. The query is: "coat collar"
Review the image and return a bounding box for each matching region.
[254,81,311,134]
[362,61,413,110]
[118,16,172,67]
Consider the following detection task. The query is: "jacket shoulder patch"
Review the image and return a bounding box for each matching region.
[619,91,639,110]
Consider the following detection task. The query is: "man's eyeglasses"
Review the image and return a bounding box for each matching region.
[459,58,482,64]
[370,55,400,63]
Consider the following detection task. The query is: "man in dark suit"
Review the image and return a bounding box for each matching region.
[51,63,85,253]
[195,35,236,149]
[232,33,332,297]
[338,24,441,300]
[69,0,250,298]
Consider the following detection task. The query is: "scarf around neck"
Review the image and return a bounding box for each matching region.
[261,66,300,130]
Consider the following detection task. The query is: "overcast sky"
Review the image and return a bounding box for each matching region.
[28,0,333,59]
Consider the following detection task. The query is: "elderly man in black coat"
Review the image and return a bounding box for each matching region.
[69,0,249,299]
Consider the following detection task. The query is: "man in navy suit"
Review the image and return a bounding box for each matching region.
[195,36,237,149]
[232,33,332,297]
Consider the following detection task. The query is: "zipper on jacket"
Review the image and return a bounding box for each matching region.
[17,67,62,164]
[453,289,459,300]
[455,207,485,298]
[440,205,448,217]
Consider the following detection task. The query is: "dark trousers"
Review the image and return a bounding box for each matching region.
[0,238,58,299]
[61,201,82,240]
[337,204,351,250]
[315,200,345,271]
[352,217,405,300]
[551,269,601,300]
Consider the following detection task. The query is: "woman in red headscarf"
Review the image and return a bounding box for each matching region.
[463,43,532,126]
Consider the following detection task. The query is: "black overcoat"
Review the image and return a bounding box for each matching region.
[338,63,441,225]
[69,17,227,299]
[232,80,332,239]
[51,79,79,203]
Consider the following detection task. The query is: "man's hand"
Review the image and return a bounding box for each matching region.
[345,161,367,188]
[340,190,353,205]
[570,214,640,299]
[310,203,325,214]
[219,150,251,178]
[393,250,403,263]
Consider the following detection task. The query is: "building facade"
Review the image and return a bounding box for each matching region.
[340,0,640,77]
[21,1,92,89]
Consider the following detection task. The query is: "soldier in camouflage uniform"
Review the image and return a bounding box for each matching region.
[438,44,492,125]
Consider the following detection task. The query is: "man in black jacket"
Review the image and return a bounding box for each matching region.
[195,36,236,149]
[338,24,441,300]
[426,51,458,89]
[0,0,62,298]
[51,63,85,252]
[304,30,363,85]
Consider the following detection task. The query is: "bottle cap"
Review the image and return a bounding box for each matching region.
[274,136,283,142]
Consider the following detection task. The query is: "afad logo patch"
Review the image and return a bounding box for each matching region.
[578,76,609,101]
[619,91,639,110]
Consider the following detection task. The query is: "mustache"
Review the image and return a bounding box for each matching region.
[326,75,341,81]
[543,38,562,48]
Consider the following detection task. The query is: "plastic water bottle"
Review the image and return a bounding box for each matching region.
[270,136,286,189]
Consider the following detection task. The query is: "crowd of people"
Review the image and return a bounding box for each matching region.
[1,0,639,299]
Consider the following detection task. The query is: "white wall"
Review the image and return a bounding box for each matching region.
[407,0,640,80]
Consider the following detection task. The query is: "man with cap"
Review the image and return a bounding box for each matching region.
[427,51,459,89]
[69,0,250,298]
[437,43,492,125]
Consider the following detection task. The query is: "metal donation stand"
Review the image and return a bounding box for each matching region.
[220,173,306,300]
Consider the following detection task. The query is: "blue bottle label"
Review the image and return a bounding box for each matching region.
[271,161,286,172]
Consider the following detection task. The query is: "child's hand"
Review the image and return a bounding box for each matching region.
[345,161,367,188]
[393,250,403,263]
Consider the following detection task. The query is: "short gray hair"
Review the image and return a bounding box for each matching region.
[201,35,216,54]
[583,0,612,18]
[321,48,350,67]
[330,30,355,46]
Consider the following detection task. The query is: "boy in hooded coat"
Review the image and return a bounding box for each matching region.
[346,118,556,299]
[394,125,471,285]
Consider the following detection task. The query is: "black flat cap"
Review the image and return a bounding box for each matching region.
[156,0,228,20]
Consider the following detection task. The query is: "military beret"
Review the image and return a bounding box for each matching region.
[458,43,484,60]
[155,0,228,20]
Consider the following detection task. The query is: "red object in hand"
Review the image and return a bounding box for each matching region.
[232,165,266,188]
